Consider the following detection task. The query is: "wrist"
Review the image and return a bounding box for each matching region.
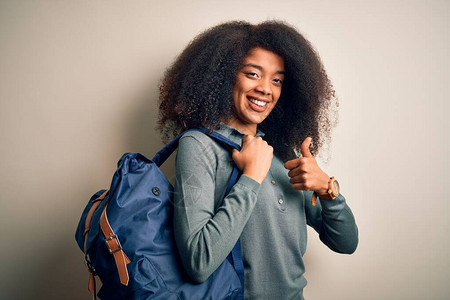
[315,176,340,200]
[315,173,331,196]
[243,171,264,184]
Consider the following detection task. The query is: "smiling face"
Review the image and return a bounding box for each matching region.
[228,47,285,135]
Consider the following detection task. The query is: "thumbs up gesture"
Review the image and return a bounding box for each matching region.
[284,137,330,195]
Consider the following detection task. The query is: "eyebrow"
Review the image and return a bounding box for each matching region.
[242,64,286,74]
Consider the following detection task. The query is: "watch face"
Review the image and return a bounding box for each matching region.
[332,180,340,196]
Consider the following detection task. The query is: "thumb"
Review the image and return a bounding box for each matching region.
[300,137,313,157]
[241,134,253,145]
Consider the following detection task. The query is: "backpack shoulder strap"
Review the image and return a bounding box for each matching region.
[152,128,245,298]
[152,129,241,167]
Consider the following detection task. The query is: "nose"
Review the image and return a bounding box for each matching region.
[255,78,271,95]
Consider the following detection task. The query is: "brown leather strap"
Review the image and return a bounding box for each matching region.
[83,190,108,300]
[100,204,131,286]
[311,192,317,206]
[312,191,333,206]
[83,190,108,253]
[88,273,97,300]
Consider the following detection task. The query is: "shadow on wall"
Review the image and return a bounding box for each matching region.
[124,81,179,182]
[33,232,93,299]
[126,85,166,157]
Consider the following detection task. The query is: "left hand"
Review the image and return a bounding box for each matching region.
[284,137,330,195]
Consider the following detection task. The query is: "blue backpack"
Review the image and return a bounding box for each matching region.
[75,130,244,300]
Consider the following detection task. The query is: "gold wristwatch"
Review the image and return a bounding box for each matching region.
[311,176,340,206]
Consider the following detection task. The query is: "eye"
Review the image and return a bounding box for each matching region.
[273,78,283,85]
[245,72,260,79]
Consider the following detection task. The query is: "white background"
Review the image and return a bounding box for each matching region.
[0,1,448,299]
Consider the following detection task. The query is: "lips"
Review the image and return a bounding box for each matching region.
[247,96,269,112]
[248,97,267,107]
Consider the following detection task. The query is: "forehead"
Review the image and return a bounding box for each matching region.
[242,47,285,71]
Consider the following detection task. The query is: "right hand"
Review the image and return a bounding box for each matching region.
[232,135,273,184]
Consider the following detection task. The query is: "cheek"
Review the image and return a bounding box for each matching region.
[233,82,249,104]
[276,87,283,99]
[268,89,282,112]
[273,89,282,104]
[232,86,241,106]
[235,76,254,94]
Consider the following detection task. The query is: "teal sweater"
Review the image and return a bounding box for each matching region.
[173,124,358,299]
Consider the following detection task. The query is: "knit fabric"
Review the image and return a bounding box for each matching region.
[173,124,358,299]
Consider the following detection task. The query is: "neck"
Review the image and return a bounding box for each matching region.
[226,119,257,136]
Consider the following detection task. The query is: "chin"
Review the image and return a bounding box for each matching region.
[248,114,268,125]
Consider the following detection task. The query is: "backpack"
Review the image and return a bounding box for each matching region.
[75,129,244,300]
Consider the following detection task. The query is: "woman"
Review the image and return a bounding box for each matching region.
[158,20,358,299]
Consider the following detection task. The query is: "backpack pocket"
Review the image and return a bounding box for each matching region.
[97,256,163,300]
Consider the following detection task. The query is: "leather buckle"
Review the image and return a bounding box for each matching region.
[105,234,123,254]
[84,254,96,274]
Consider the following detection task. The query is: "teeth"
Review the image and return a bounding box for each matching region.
[249,98,267,107]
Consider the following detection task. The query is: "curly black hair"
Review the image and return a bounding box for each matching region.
[158,20,338,161]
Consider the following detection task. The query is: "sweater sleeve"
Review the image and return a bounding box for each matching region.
[173,135,261,283]
[305,191,359,254]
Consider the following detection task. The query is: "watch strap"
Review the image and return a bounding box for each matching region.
[311,177,337,206]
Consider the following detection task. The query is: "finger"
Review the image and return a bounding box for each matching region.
[284,157,300,170]
[287,167,302,178]
[292,183,313,191]
[286,157,309,174]
[287,158,310,177]
[300,137,313,157]
[232,149,240,160]
[289,174,306,185]
[241,134,254,146]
